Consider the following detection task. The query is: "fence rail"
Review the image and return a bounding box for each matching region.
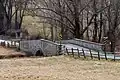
[66,48,120,61]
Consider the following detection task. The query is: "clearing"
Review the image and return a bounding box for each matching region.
[0,55,120,80]
[0,46,120,80]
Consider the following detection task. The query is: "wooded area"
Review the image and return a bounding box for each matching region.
[0,0,120,52]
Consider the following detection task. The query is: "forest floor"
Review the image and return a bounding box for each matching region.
[0,46,120,80]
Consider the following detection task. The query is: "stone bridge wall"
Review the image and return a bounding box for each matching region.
[20,39,60,56]
[61,39,105,51]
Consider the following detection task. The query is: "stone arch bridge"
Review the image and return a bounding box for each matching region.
[0,36,120,60]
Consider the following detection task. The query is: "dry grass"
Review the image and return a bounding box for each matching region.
[0,55,120,80]
[0,46,25,59]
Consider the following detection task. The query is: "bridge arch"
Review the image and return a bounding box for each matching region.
[35,49,44,56]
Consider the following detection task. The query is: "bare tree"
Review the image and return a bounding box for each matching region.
[0,0,29,36]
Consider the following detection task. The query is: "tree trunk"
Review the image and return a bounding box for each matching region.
[74,2,80,39]
[98,13,103,43]
[74,18,80,39]
[92,14,98,42]
[0,0,4,34]
[111,41,115,52]
[92,0,98,42]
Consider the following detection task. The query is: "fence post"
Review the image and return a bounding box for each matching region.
[98,51,100,60]
[77,48,80,58]
[104,51,107,60]
[72,48,74,57]
[114,52,115,61]
[11,41,13,47]
[82,49,86,58]
[66,48,69,55]
[89,49,93,59]
[3,41,5,47]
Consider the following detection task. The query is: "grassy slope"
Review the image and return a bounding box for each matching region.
[0,56,120,80]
